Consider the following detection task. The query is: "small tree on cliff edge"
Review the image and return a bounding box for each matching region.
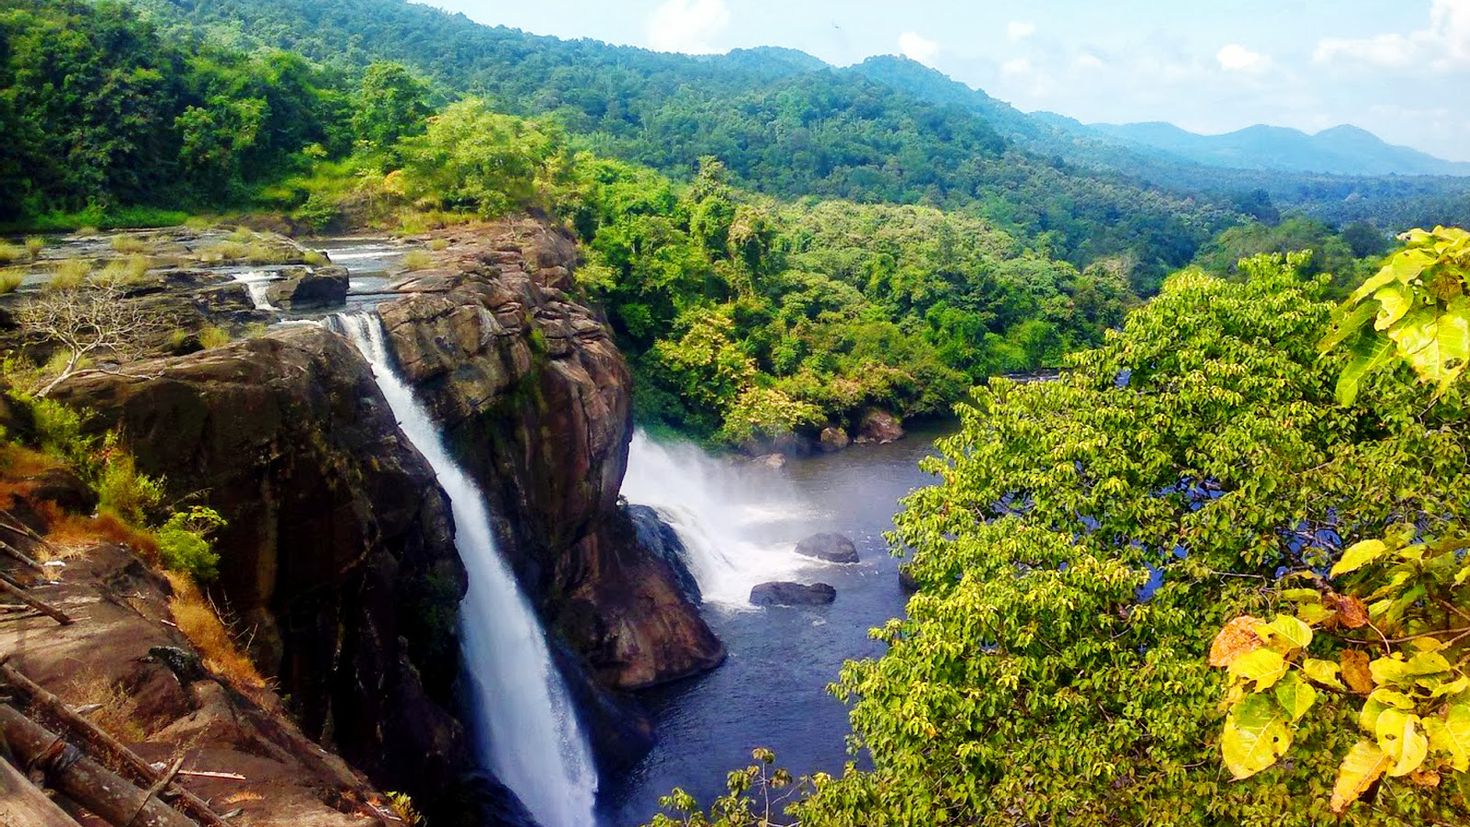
[16,281,170,396]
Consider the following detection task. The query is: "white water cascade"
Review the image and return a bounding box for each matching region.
[230,269,278,311]
[330,312,598,827]
[621,431,816,605]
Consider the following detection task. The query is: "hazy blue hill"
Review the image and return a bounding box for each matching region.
[1092,121,1470,177]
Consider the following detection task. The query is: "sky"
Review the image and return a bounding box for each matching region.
[415,0,1470,162]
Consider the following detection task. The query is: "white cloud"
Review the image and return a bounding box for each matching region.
[1315,0,1470,71]
[1073,51,1106,70]
[1001,57,1033,77]
[1216,43,1271,73]
[1007,21,1037,42]
[898,31,940,66]
[647,0,730,54]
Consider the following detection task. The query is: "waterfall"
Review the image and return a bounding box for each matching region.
[621,431,816,605]
[329,312,598,827]
[230,269,278,311]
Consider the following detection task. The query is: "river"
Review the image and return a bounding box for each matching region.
[603,422,955,825]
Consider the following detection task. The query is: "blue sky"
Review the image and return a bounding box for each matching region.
[417,0,1470,161]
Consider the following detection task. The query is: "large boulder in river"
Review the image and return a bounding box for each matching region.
[52,325,474,811]
[855,408,904,444]
[375,219,724,762]
[796,532,859,563]
[264,264,349,310]
[819,426,850,452]
[751,581,837,606]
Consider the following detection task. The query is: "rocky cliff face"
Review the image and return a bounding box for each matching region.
[52,326,477,811]
[376,219,724,700]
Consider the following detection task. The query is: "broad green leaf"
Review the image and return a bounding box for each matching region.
[1330,740,1391,814]
[1280,588,1323,603]
[1273,672,1317,722]
[1374,708,1428,776]
[1360,696,1389,734]
[1424,702,1470,772]
[1331,539,1390,577]
[1252,615,1312,653]
[1229,648,1288,690]
[1221,693,1292,780]
[1296,602,1335,625]
[1319,301,1378,352]
[1335,335,1394,406]
[1303,658,1345,690]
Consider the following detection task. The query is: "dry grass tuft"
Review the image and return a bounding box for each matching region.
[61,670,148,743]
[165,572,269,696]
[110,235,149,254]
[0,270,24,294]
[401,249,433,271]
[46,511,160,562]
[47,259,91,291]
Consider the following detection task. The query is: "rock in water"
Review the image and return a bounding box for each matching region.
[750,581,837,606]
[626,503,701,604]
[855,408,904,444]
[263,265,349,310]
[819,426,850,452]
[795,532,859,563]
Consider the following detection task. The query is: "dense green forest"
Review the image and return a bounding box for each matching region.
[113,0,1248,289]
[0,0,1131,445]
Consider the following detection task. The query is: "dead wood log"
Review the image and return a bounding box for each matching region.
[0,662,230,827]
[0,575,72,625]
[0,703,195,827]
[0,750,86,827]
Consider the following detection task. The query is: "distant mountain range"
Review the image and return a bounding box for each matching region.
[848,56,1470,179]
[1087,122,1470,178]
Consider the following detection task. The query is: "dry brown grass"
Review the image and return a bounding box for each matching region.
[46,512,160,563]
[164,572,269,696]
[110,235,149,254]
[61,669,148,743]
[222,791,265,805]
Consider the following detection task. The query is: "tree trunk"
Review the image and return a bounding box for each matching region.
[0,704,196,827]
[0,753,85,827]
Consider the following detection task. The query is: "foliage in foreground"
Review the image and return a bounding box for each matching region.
[646,246,1470,826]
[1209,226,1470,814]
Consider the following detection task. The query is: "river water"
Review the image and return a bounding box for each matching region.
[604,423,955,825]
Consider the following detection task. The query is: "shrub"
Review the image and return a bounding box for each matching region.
[197,325,232,349]
[0,271,24,294]
[25,394,91,467]
[303,249,329,266]
[0,240,22,264]
[110,235,147,253]
[293,194,338,233]
[97,449,164,525]
[156,506,224,581]
[96,254,149,285]
[47,259,90,291]
[24,236,45,257]
[402,249,433,271]
[62,671,146,742]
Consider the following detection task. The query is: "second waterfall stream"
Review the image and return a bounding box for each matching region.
[330,312,598,827]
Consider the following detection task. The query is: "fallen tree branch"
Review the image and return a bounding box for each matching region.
[0,702,195,827]
[0,576,72,625]
[0,749,85,827]
[0,661,231,827]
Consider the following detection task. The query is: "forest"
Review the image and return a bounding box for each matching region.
[3,1,1470,825]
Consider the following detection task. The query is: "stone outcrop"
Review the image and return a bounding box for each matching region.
[819,426,851,452]
[374,219,723,753]
[855,408,904,444]
[626,503,701,604]
[795,532,860,563]
[750,581,837,606]
[51,326,476,814]
[264,265,350,310]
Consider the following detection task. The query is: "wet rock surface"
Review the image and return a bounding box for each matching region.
[750,581,837,606]
[795,532,860,564]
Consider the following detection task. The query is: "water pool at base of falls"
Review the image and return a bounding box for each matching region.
[604,424,954,825]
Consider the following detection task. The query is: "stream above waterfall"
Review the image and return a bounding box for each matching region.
[605,422,956,825]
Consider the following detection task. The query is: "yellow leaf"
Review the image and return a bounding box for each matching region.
[1425,702,1470,772]
[1251,615,1312,653]
[1331,539,1389,577]
[1331,740,1390,814]
[1273,672,1317,722]
[1229,648,1288,691]
[1374,709,1428,777]
[1221,693,1292,780]
[1302,658,1345,690]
